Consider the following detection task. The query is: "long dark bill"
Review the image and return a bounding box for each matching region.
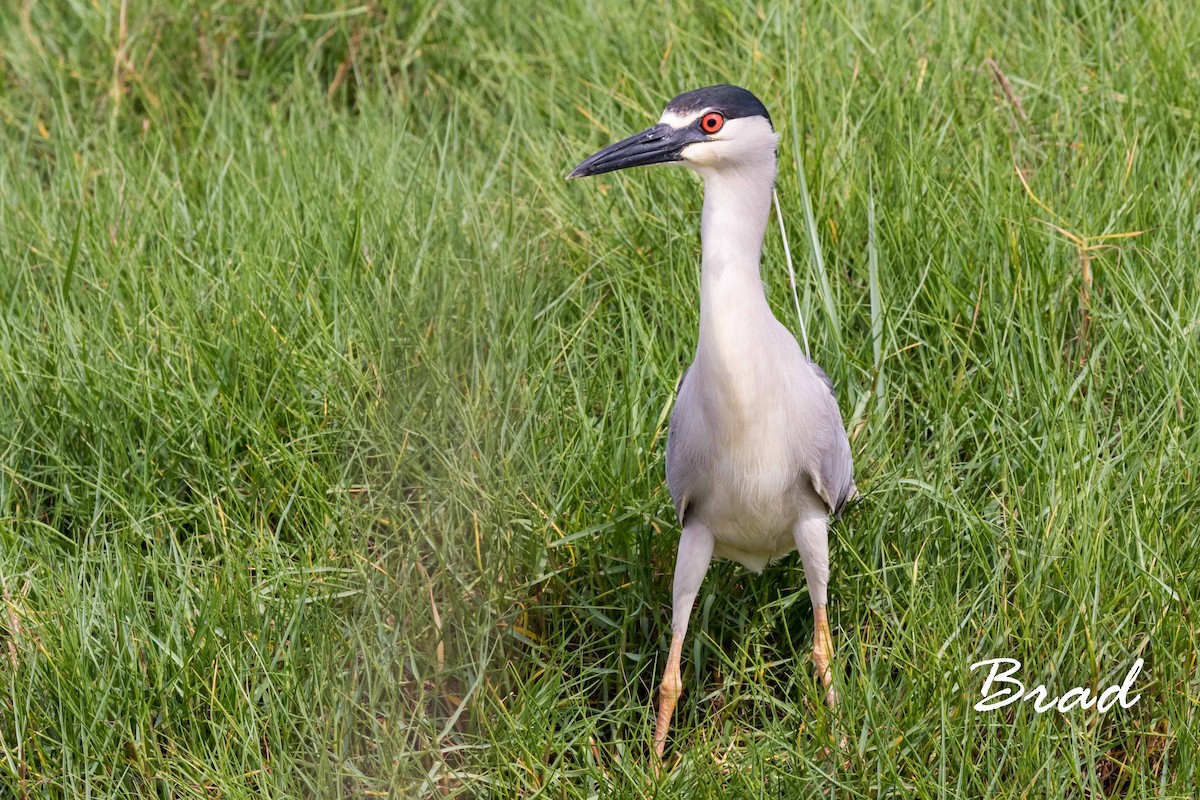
[567,123,703,179]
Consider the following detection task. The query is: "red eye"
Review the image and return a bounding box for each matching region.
[700,112,724,134]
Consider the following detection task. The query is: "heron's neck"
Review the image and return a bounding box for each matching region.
[697,163,777,358]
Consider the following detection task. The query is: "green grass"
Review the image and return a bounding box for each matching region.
[2,1,1199,797]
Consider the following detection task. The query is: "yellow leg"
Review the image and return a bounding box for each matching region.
[813,605,838,707]
[653,524,713,760]
[653,633,684,759]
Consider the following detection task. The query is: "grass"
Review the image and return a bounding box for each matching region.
[1,0,1198,797]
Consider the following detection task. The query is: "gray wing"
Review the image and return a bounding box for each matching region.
[806,361,857,517]
[665,366,702,525]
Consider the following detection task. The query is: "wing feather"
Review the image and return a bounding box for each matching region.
[806,361,857,517]
[665,366,698,525]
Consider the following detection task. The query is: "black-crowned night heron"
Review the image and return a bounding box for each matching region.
[569,85,856,758]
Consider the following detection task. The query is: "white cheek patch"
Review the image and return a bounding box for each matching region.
[680,116,777,167]
[659,109,705,129]
[679,139,720,167]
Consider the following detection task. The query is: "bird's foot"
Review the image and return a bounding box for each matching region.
[812,605,837,708]
[652,636,684,761]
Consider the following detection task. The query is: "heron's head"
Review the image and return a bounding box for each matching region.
[568,85,777,180]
